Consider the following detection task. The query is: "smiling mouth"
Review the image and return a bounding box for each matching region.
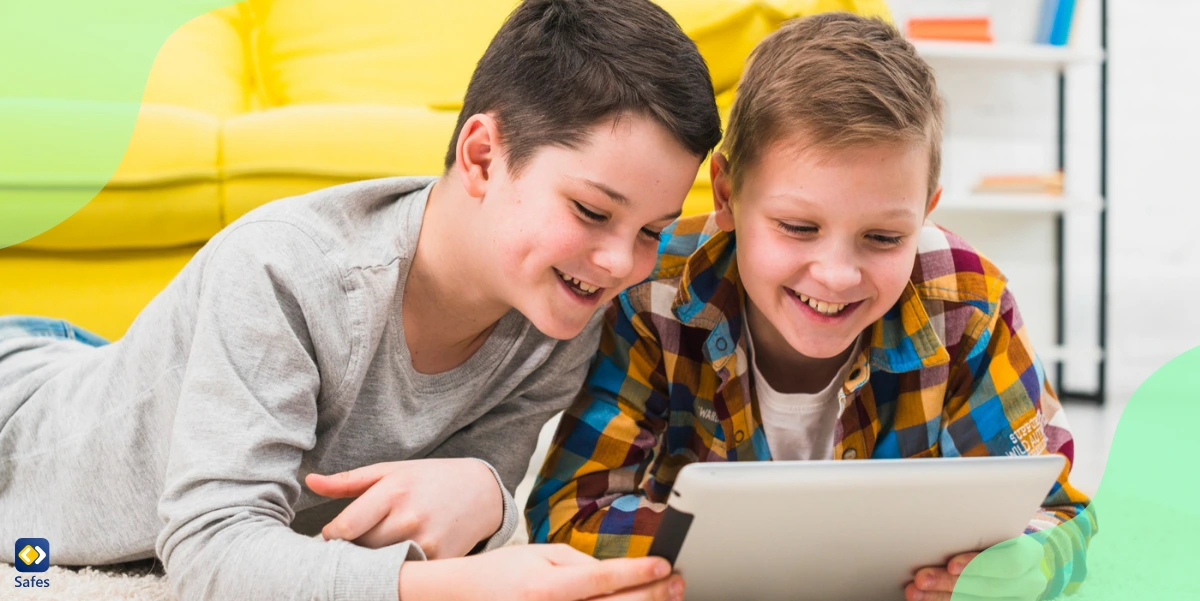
[789,290,855,316]
[554,268,603,297]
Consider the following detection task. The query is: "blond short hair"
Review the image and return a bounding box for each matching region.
[722,13,943,199]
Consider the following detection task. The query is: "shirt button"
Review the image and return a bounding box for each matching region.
[734,430,745,443]
[715,337,729,352]
[843,448,858,460]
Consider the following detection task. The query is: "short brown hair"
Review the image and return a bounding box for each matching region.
[722,13,943,199]
[445,0,723,174]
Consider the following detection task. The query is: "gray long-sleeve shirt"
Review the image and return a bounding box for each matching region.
[0,177,602,600]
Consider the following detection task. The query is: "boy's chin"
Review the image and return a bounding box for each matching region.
[527,312,591,341]
[787,335,862,361]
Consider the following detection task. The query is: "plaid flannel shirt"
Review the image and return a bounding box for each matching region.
[527,214,1097,599]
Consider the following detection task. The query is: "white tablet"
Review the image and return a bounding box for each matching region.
[647,455,1065,601]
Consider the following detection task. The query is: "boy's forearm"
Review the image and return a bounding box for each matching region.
[400,560,463,601]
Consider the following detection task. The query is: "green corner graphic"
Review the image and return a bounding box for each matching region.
[1,0,234,249]
[956,345,1200,600]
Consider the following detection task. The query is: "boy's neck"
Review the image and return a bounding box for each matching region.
[402,177,512,375]
[745,300,857,395]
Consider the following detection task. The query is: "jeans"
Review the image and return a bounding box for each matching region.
[0,315,108,347]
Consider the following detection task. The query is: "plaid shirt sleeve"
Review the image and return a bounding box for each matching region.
[942,284,1098,599]
[525,294,671,558]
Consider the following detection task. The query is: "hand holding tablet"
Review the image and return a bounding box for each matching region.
[648,455,1065,601]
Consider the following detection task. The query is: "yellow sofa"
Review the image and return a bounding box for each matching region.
[0,0,889,340]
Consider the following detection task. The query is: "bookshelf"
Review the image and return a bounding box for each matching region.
[913,41,1104,68]
[908,12,1109,402]
[936,193,1103,213]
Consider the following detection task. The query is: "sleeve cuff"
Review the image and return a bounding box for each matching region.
[474,458,518,552]
[330,538,426,601]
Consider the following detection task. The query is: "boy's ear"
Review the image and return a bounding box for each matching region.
[711,152,736,232]
[925,186,943,219]
[454,114,502,199]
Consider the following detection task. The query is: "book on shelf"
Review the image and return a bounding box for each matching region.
[907,17,994,43]
[972,172,1064,195]
[1036,0,1077,46]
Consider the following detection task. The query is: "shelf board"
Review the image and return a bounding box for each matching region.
[912,41,1105,67]
[1041,345,1105,364]
[935,193,1103,213]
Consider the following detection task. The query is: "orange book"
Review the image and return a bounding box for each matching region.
[907,17,994,43]
[973,172,1064,194]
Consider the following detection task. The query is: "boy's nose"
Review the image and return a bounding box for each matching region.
[809,257,862,292]
[592,239,636,282]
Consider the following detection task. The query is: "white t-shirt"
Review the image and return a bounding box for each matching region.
[745,322,860,461]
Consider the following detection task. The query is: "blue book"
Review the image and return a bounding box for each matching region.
[1049,0,1077,46]
[1035,0,1059,44]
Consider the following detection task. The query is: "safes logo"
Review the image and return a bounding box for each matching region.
[12,538,51,589]
[14,539,49,573]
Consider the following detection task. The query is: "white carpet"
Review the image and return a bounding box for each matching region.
[2,413,1133,600]
[2,559,171,600]
[0,551,1122,601]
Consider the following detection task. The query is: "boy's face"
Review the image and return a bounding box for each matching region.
[480,115,700,340]
[715,137,938,360]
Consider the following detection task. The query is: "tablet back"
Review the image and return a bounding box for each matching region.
[648,455,1066,601]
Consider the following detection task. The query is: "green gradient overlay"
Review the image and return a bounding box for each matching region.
[956,346,1200,600]
[0,0,232,248]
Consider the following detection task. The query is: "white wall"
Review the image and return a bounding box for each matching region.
[889,0,1200,411]
[891,0,1107,399]
[1107,0,1200,408]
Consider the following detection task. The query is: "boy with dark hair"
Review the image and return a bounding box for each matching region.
[0,1,721,600]
[530,13,1095,601]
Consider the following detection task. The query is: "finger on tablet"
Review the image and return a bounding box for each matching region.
[587,575,684,601]
[962,536,1044,578]
[549,556,673,599]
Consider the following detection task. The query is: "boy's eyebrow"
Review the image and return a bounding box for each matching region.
[767,193,919,220]
[659,208,685,221]
[878,207,920,219]
[578,178,629,206]
[576,177,682,221]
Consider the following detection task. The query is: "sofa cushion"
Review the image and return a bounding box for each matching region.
[248,0,519,107]
[763,0,893,21]
[247,0,775,107]
[654,0,779,94]
[221,103,458,221]
[140,4,256,117]
[12,103,222,251]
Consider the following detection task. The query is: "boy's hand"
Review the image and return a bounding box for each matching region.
[399,544,685,601]
[906,536,1047,601]
[305,458,504,559]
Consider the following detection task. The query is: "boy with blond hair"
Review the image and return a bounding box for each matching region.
[529,12,1095,601]
[0,1,721,600]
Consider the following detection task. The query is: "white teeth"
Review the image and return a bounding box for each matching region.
[557,269,600,296]
[795,291,848,315]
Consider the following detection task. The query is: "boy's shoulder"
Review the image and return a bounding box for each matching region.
[910,223,1010,312]
[650,213,725,280]
[218,176,438,269]
[615,213,724,320]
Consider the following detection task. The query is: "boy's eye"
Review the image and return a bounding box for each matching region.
[868,234,904,247]
[778,222,817,235]
[572,201,607,223]
[639,228,663,242]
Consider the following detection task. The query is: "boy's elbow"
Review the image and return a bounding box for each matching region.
[163,554,225,601]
